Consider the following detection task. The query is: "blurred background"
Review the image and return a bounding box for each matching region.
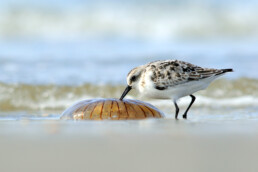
[1,2,258,172]
[0,0,257,116]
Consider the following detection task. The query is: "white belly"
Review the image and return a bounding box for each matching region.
[138,76,219,101]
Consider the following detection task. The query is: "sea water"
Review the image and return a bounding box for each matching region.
[0,0,257,120]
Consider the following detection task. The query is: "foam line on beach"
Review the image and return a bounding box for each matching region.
[0,78,257,111]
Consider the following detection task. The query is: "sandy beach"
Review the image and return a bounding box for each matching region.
[1,117,258,172]
[1,1,258,172]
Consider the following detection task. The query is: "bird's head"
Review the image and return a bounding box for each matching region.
[119,66,145,100]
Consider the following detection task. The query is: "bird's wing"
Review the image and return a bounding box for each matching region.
[146,60,224,90]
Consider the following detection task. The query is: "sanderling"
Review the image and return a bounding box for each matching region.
[120,60,233,119]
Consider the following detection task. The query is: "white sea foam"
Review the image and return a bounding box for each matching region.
[4,95,257,113]
[0,1,258,41]
[0,78,257,112]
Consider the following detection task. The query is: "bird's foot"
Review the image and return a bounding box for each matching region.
[182,114,187,119]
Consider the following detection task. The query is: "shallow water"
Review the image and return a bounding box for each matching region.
[0,0,257,120]
[0,78,257,122]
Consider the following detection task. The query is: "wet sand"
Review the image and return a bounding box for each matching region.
[1,117,258,172]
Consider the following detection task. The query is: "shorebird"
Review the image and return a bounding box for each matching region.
[119,60,233,119]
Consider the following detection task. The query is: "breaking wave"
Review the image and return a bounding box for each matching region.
[0,0,258,41]
[0,78,257,112]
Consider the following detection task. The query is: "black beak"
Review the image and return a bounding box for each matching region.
[119,85,132,100]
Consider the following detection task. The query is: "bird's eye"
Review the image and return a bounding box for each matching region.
[131,76,137,82]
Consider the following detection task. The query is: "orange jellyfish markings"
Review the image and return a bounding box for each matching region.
[65,98,164,120]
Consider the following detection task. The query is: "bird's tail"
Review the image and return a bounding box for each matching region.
[222,68,233,73]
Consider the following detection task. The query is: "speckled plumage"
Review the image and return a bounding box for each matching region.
[144,60,228,90]
[120,59,233,119]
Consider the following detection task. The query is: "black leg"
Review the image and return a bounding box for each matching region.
[182,95,196,119]
[174,101,179,119]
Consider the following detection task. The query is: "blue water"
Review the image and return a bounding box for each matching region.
[0,39,257,85]
[0,0,258,85]
[0,0,257,121]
